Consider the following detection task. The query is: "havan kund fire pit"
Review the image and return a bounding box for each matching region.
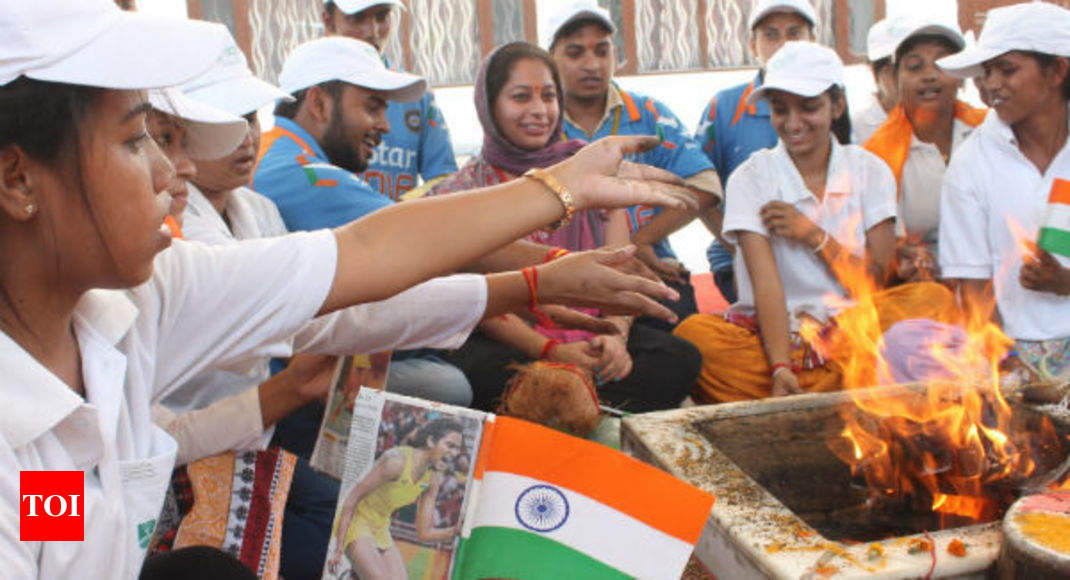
[621,386,1069,579]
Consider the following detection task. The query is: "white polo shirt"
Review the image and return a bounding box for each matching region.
[852,94,888,144]
[723,139,898,326]
[939,110,1070,341]
[0,231,337,578]
[898,117,977,247]
[161,186,485,461]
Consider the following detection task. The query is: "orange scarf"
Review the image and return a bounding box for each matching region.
[864,101,987,197]
[165,215,184,240]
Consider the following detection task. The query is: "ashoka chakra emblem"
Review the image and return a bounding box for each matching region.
[514,484,569,533]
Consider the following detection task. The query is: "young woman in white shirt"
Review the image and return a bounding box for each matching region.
[674,41,957,404]
[0,3,695,577]
[937,2,1070,378]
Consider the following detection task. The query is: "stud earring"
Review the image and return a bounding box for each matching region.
[24,202,35,216]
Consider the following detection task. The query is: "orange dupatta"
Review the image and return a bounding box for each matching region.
[863,101,987,198]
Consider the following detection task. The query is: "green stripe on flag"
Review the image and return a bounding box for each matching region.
[452,526,632,580]
[1039,227,1070,258]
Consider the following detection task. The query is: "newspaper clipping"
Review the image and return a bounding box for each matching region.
[310,352,391,479]
[323,390,486,579]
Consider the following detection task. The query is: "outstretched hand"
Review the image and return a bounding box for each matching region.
[538,245,681,324]
[547,136,701,212]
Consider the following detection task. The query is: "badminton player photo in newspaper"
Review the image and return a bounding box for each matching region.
[324,391,485,579]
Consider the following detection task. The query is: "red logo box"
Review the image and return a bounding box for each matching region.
[20,471,84,542]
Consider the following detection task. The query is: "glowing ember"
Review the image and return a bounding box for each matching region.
[801,221,1062,526]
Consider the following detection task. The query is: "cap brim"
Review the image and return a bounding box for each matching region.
[937,45,1006,78]
[149,89,249,160]
[187,75,295,118]
[334,0,406,14]
[749,79,835,106]
[342,69,426,103]
[749,7,817,31]
[26,14,228,90]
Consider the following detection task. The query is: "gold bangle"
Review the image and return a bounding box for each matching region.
[523,168,575,231]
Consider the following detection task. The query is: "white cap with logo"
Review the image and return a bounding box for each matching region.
[328,0,405,15]
[148,87,249,161]
[748,41,844,106]
[0,0,228,89]
[884,13,965,62]
[938,2,1070,78]
[748,0,819,32]
[182,30,293,118]
[279,37,425,102]
[543,0,617,50]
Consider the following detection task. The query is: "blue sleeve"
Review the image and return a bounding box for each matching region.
[642,98,714,179]
[256,163,394,231]
[418,91,459,181]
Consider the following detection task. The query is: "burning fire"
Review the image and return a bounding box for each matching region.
[801,222,1061,526]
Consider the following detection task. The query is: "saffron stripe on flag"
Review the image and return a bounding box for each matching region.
[1039,226,1070,258]
[462,471,696,579]
[1048,178,1070,205]
[474,417,714,545]
[453,527,632,580]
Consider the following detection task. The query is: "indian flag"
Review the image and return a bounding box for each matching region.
[1039,178,1070,258]
[451,417,714,579]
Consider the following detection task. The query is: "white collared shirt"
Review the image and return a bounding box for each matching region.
[0,231,337,578]
[162,186,485,462]
[899,118,976,246]
[852,94,889,144]
[939,110,1070,341]
[723,139,898,326]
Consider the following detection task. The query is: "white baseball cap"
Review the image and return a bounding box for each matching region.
[328,0,405,15]
[748,41,844,106]
[279,37,425,102]
[885,13,965,62]
[867,18,897,62]
[181,31,293,118]
[938,2,1070,78]
[0,0,228,89]
[149,88,249,161]
[544,0,617,50]
[748,0,819,32]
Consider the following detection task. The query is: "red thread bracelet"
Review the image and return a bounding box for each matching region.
[770,362,792,376]
[539,339,560,360]
[522,266,557,329]
[542,247,570,263]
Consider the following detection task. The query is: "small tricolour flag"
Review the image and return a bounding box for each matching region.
[451,417,714,579]
[1039,178,1070,258]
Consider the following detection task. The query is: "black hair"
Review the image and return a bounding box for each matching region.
[550,17,613,52]
[0,77,100,163]
[894,33,961,71]
[410,417,464,448]
[1020,51,1070,100]
[485,41,563,120]
[274,80,346,119]
[870,56,892,78]
[827,85,852,145]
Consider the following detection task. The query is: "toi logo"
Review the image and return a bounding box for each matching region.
[20,471,84,541]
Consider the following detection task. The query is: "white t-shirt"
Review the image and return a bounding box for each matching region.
[162,186,485,459]
[852,94,889,144]
[898,117,977,247]
[939,110,1070,341]
[723,139,898,326]
[0,232,337,579]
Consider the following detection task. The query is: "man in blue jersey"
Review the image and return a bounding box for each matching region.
[254,39,474,474]
[545,0,723,327]
[321,0,458,200]
[695,0,818,303]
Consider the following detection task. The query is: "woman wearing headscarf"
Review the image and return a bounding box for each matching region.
[430,42,700,413]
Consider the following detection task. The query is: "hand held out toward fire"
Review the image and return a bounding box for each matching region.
[771,366,803,397]
[760,201,822,247]
[1019,240,1070,296]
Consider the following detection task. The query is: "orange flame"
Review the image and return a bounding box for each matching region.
[810,219,1059,526]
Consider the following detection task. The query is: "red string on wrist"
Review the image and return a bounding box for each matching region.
[770,362,792,376]
[539,338,561,360]
[522,266,557,329]
[542,247,570,263]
